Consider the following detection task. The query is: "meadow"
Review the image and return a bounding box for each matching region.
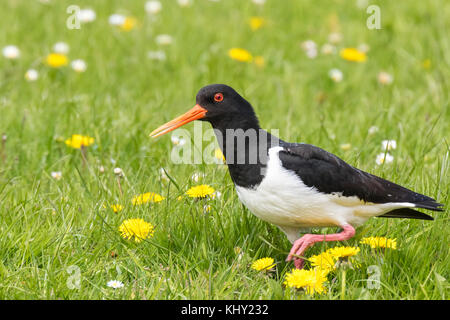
[0,0,448,299]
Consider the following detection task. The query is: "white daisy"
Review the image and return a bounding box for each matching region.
[376,152,394,165]
[381,140,397,151]
[53,42,70,54]
[71,59,87,73]
[25,69,39,81]
[77,8,96,23]
[113,167,123,176]
[191,172,204,182]
[329,68,343,82]
[155,34,173,46]
[171,135,185,146]
[305,47,317,59]
[358,43,370,53]
[368,126,379,135]
[252,0,266,5]
[378,71,393,85]
[51,171,62,180]
[301,40,316,51]
[109,14,126,26]
[145,1,162,14]
[107,280,124,289]
[2,45,20,59]
[177,0,192,6]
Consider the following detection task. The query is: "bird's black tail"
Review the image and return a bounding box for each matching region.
[414,200,444,212]
[380,208,434,220]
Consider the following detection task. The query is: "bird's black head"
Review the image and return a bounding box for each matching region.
[195,84,257,123]
[150,84,259,138]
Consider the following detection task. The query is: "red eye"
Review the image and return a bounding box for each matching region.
[214,93,224,102]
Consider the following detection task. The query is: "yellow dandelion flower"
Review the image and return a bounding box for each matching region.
[360,237,397,249]
[284,268,328,295]
[251,257,275,271]
[111,204,124,213]
[45,53,69,68]
[120,17,137,31]
[249,17,265,31]
[340,48,367,62]
[64,134,95,149]
[253,56,265,67]
[185,185,215,198]
[119,218,154,243]
[228,48,253,63]
[422,59,431,69]
[309,252,336,272]
[327,246,360,259]
[132,192,165,205]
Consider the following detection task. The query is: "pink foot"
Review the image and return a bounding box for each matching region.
[286,224,356,269]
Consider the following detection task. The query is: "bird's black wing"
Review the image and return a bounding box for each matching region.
[278,143,443,215]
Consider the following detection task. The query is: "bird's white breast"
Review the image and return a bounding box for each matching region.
[235,146,414,233]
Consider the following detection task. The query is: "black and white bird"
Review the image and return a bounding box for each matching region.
[150,84,443,268]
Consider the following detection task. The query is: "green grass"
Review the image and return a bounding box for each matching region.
[0,0,448,299]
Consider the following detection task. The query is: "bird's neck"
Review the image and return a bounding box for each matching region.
[209,115,281,188]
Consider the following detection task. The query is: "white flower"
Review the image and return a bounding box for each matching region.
[328,32,342,44]
[71,59,87,73]
[376,152,394,165]
[25,69,39,81]
[145,1,162,14]
[305,47,317,59]
[53,42,70,54]
[301,40,316,51]
[155,34,173,46]
[358,43,370,53]
[356,0,369,9]
[51,171,62,180]
[368,126,379,135]
[211,191,222,199]
[77,8,96,23]
[321,43,336,55]
[107,280,124,289]
[378,71,393,85]
[113,167,123,176]
[2,45,20,59]
[148,50,166,61]
[381,140,397,151]
[177,0,192,6]
[329,68,343,82]
[191,172,204,182]
[99,166,105,173]
[252,0,266,4]
[171,135,185,146]
[109,14,126,26]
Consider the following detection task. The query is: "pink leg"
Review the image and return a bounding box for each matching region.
[286,224,356,269]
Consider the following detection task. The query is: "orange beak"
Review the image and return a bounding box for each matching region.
[149,104,207,138]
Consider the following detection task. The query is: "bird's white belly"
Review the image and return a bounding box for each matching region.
[235,147,413,230]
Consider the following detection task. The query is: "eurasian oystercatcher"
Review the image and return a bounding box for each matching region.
[150,84,443,268]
